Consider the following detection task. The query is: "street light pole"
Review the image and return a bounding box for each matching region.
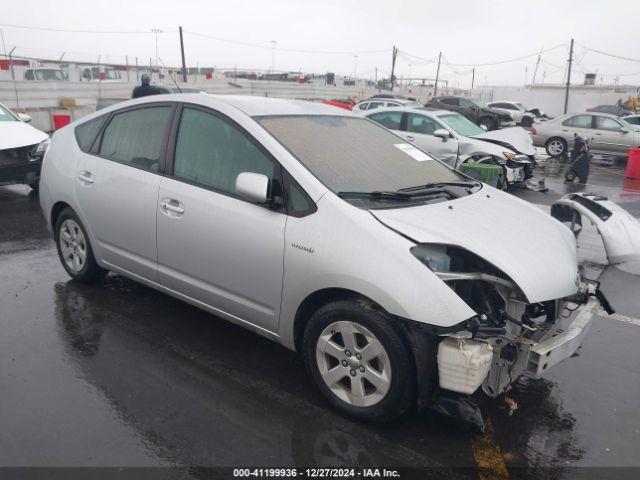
[270,40,277,74]
[151,28,162,76]
[353,55,358,86]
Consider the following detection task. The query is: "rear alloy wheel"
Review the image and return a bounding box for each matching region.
[55,208,106,283]
[303,301,415,422]
[546,137,567,157]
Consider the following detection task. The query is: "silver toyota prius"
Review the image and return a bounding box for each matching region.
[40,94,601,423]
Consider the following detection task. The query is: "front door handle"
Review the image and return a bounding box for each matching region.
[405,135,415,142]
[77,171,94,185]
[160,198,185,216]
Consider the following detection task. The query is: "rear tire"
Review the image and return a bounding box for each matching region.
[302,300,415,422]
[565,170,577,182]
[55,208,107,283]
[546,137,567,157]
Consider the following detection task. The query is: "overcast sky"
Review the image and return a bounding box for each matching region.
[2,0,639,86]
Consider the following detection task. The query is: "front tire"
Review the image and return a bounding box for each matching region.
[302,300,415,422]
[55,208,106,283]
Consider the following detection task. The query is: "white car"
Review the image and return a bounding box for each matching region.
[39,94,601,423]
[362,107,536,187]
[623,114,640,126]
[487,101,535,125]
[0,103,50,190]
[352,97,420,114]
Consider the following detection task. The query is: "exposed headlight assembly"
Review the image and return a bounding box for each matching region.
[31,138,50,159]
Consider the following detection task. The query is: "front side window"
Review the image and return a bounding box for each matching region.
[257,115,461,196]
[356,103,369,110]
[595,116,624,132]
[173,107,274,195]
[368,111,402,130]
[407,113,440,135]
[563,115,592,129]
[99,106,172,171]
[440,97,458,106]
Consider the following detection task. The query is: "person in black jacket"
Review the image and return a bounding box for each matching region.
[132,74,162,98]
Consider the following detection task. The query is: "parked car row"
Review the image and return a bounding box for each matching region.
[37,94,606,426]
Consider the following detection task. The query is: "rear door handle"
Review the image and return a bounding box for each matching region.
[77,171,94,185]
[160,198,185,216]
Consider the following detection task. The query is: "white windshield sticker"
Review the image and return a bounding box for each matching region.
[394,143,433,162]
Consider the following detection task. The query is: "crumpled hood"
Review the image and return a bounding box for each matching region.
[371,187,579,303]
[472,127,536,156]
[0,121,48,150]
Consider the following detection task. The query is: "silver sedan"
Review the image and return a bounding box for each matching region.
[532,112,640,157]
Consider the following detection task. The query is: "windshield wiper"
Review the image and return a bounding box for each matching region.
[397,181,480,193]
[337,191,412,201]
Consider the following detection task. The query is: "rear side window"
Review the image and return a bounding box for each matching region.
[98,106,172,171]
[367,102,385,110]
[440,97,458,106]
[173,107,275,196]
[563,115,592,128]
[368,111,402,130]
[75,115,107,152]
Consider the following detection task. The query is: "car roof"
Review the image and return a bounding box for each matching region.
[363,106,454,117]
[355,98,415,105]
[96,93,354,118]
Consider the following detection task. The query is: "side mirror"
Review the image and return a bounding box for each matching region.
[236,172,269,204]
[434,129,451,141]
[17,113,32,123]
[619,127,629,134]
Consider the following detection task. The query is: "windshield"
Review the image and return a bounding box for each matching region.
[620,117,640,132]
[473,98,488,108]
[104,69,120,80]
[438,113,486,137]
[0,104,18,121]
[515,102,529,111]
[257,115,463,196]
[36,69,65,81]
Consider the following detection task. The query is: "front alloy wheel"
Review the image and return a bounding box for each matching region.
[316,321,392,407]
[303,300,415,422]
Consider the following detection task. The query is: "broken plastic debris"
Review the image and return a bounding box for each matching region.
[504,396,518,416]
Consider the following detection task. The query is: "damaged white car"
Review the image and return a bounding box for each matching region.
[40,95,609,428]
[362,107,545,190]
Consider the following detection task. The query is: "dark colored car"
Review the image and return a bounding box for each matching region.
[425,96,511,131]
[587,105,633,117]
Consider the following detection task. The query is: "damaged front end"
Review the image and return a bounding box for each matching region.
[404,243,611,430]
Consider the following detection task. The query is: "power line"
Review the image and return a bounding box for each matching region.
[0,23,174,34]
[578,43,640,63]
[186,30,388,55]
[443,44,567,67]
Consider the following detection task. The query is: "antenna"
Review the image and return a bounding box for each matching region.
[158,57,182,93]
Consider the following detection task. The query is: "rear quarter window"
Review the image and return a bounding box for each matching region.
[74,115,107,152]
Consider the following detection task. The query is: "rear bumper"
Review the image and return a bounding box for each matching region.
[526,298,597,376]
[0,159,42,186]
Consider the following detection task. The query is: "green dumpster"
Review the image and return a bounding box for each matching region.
[458,163,504,188]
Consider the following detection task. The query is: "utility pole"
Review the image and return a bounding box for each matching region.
[125,55,130,82]
[433,52,442,96]
[135,56,139,81]
[532,49,542,85]
[471,67,475,90]
[375,67,377,85]
[353,55,358,86]
[390,46,397,91]
[269,40,277,74]
[524,66,528,85]
[563,38,574,114]
[179,26,187,82]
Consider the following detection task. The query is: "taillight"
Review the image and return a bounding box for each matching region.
[529,127,537,135]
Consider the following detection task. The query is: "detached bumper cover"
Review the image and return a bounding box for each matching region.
[0,159,42,185]
[526,298,597,376]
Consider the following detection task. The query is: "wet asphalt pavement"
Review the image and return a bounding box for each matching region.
[1,159,640,478]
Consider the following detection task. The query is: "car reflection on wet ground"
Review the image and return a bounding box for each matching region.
[1,158,639,478]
